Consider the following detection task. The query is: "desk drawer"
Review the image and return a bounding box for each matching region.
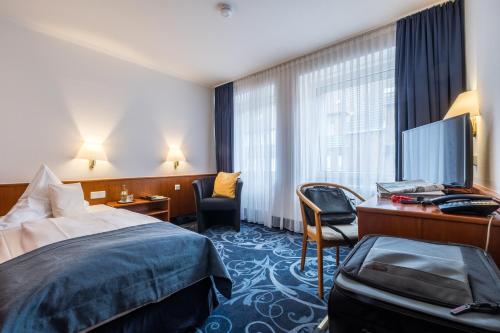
[357,212,421,239]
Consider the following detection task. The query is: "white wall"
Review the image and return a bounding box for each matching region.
[0,18,215,183]
[465,0,500,192]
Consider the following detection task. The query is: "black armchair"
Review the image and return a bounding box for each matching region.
[192,176,243,232]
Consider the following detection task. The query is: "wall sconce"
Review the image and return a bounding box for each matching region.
[444,90,480,136]
[77,142,107,170]
[166,146,185,170]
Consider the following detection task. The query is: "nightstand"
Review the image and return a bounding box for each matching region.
[106,198,170,221]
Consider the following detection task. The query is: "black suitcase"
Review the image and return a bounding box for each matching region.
[329,235,500,333]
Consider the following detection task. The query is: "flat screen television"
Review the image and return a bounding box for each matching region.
[402,114,473,188]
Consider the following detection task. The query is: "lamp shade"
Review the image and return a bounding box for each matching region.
[77,142,107,161]
[444,90,480,119]
[166,146,185,162]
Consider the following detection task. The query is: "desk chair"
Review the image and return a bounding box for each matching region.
[296,182,365,297]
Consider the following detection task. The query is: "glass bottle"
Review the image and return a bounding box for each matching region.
[120,185,128,202]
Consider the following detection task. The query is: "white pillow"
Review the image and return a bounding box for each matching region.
[2,164,62,224]
[48,183,87,218]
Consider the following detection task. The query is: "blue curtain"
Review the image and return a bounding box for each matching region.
[395,0,465,180]
[214,82,234,172]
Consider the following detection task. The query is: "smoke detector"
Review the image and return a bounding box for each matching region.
[218,3,232,18]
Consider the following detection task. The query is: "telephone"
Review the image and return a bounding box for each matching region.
[429,194,499,216]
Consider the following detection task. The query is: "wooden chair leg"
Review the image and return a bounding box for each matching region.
[317,242,324,297]
[300,233,308,271]
[336,245,340,265]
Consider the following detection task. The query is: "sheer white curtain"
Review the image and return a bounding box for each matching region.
[234,69,278,225]
[234,25,396,232]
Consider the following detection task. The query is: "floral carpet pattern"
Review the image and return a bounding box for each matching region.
[195,222,348,333]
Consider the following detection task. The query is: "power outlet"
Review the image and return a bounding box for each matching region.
[174,184,181,191]
[90,190,106,199]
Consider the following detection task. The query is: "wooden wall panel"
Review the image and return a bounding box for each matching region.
[0,183,27,216]
[0,174,215,218]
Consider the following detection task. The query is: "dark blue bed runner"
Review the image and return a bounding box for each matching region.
[0,222,232,333]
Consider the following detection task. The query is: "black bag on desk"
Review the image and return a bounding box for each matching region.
[329,235,500,333]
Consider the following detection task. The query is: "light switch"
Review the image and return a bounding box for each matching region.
[90,190,106,199]
[174,184,181,191]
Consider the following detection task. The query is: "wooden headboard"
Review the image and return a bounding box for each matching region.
[0,173,215,218]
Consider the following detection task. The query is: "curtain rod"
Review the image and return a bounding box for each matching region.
[212,0,453,88]
[395,0,452,21]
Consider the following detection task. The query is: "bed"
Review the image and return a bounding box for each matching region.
[0,204,232,333]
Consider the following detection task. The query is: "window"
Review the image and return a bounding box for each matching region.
[233,25,396,231]
[297,46,396,195]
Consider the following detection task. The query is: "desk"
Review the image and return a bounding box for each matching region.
[357,196,500,265]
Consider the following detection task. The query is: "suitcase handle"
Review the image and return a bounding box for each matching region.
[451,302,500,315]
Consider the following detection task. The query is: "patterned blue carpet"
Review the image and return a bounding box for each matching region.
[195,222,349,333]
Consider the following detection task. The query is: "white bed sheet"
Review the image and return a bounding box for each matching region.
[0,205,158,264]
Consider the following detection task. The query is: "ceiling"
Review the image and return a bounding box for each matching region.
[0,0,442,87]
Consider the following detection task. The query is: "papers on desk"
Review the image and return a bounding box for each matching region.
[376,180,445,198]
